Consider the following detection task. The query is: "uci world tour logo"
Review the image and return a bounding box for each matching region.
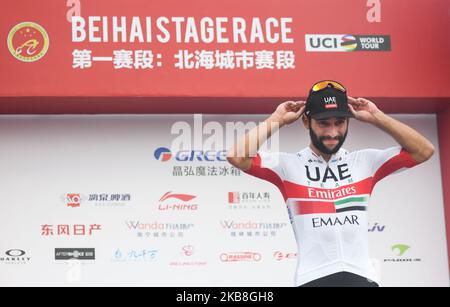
[8,22,49,62]
[340,35,358,51]
[305,34,390,52]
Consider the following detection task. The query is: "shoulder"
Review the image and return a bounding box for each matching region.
[258,151,297,163]
[349,146,403,159]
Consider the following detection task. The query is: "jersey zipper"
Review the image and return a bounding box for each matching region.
[326,156,344,262]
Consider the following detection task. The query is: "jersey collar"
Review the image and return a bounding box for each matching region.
[305,145,347,163]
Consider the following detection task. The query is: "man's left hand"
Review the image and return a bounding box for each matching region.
[348,97,382,124]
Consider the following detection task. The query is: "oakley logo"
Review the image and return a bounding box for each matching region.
[6,249,26,257]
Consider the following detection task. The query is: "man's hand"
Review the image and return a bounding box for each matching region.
[348,97,382,124]
[348,96,434,163]
[272,100,306,126]
[227,100,305,171]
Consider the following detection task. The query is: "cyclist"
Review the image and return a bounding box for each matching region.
[226,80,435,287]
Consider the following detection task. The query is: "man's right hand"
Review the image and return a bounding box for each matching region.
[271,101,306,126]
[227,100,305,172]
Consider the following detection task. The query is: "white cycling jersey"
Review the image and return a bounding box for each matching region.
[245,146,420,286]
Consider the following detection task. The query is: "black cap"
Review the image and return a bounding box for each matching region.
[305,82,353,119]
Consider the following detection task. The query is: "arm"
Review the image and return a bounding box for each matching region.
[226,100,305,171]
[348,97,435,163]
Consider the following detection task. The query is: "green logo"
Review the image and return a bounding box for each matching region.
[391,244,410,256]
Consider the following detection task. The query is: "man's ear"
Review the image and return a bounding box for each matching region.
[302,115,310,129]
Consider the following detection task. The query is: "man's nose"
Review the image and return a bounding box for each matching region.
[325,126,339,138]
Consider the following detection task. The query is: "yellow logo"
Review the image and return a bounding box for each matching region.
[7,22,49,62]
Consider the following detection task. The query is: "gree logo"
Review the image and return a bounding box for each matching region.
[391,244,410,256]
[154,147,172,162]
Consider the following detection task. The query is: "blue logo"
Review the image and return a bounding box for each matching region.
[112,249,158,262]
[154,147,172,162]
[368,222,385,233]
[154,147,227,162]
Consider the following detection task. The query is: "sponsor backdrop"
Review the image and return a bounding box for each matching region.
[0,114,448,286]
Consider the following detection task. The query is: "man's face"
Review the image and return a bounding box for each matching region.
[308,117,349,155]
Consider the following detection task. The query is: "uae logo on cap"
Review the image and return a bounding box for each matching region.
[324,96,338,109]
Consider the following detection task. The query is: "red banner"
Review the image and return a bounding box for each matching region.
[0,0,449,101]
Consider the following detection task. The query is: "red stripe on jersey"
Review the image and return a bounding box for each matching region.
[371,149,420,192]
[292,200,336,215]
[284,177,373,200]
[244,154,287,201]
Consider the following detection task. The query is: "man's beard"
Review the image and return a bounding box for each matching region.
[309,123,348,155]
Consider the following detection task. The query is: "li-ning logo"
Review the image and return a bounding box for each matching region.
[159,192,196,202]
[158,192,198,211]
[324,96,338,109]
[7,22,49,62]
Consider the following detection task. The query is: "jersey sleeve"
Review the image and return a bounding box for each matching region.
[359,146,421,187]
[244,151,288,200]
